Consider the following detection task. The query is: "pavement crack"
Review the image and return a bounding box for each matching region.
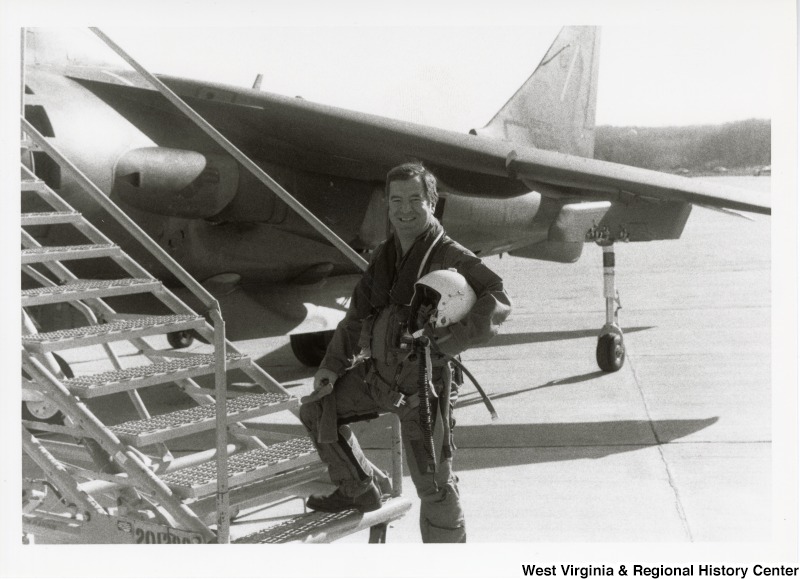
[627,352,695,541]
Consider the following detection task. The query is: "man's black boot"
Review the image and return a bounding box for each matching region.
[306,483,382,513]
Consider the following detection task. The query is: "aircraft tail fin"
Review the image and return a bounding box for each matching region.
[471,26,601,159]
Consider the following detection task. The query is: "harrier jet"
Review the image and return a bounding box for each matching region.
[21,26,770,373]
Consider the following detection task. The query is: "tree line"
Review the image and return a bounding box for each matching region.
[594,119,770,174]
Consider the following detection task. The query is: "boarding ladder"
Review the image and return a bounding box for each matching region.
[20,31,411,544]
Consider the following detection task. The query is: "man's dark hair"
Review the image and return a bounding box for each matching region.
[385,162,439,207]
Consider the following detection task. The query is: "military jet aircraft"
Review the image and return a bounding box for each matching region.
[21,26,770,373]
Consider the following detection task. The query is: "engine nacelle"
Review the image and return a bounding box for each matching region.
[112,147,239,218]
[441,190,550,255]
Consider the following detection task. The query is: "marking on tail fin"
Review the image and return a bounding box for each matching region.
[542,46,569,67]
[472,27,601,159]
[560,44,581,102]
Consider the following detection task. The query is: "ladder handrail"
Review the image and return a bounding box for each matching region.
[88,27,369,274]
[210,308,229,544]
[20,29,26,132]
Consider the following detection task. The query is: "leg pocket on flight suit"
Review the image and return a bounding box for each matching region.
[420,482,466,543]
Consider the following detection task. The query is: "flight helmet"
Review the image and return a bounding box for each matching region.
[410,268,477,331]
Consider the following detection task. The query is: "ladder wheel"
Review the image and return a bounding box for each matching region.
[596,333,625,373]
[22,353,72,424]
[290,330,335,367]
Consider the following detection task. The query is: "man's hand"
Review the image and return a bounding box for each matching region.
[300,368,337,405]
[314,368,338,392]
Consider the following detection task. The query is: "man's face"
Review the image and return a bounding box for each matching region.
[387,176,435,239]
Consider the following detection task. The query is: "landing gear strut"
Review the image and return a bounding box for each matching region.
[596,242,625,372]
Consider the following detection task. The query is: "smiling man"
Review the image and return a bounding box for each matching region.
[387,165,437,248]
[299,162,511,542]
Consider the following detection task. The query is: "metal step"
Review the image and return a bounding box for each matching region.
[21,278,162,306]
[63,352,251,398]
[21,244,120,264]
[111,392,297,446]
[162,438,318,499]
[233,497,413,543]
[21,211,82,226]
[23,314,206,353]
[191,463,328,525]
[21,180,49,193]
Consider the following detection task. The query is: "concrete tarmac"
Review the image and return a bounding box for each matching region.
[335,177,774,543]
[30,178,790,557]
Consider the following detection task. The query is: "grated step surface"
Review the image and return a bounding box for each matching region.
[21,244,119,264]
[111,392,297,446]
[233,497,412,543]
[63,352,250,398]
[22,314,205,353]
[21,211,81,226]
[240,511,353,544]
[21,278,161,306]
[162,438,318,499]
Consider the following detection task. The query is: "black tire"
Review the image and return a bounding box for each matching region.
[22,353,72,425]
[596,333,625,373]
[167,330,195,349]
[290,330,335,367]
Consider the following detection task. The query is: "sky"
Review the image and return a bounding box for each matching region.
[84,24,777,130]
[2,0,792,132]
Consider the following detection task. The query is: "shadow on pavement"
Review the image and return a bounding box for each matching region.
[455,370,606,411]
[254,343,316,383]
[479,326,654,348]
[263,416,719,470]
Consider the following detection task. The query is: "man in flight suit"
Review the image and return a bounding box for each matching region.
[299,162,511,542]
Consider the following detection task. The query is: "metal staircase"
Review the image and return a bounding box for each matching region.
[21,157,305,539]
[20,28,411,543]
[20,138,410,544]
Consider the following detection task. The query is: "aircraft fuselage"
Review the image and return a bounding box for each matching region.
[23,67,559,286]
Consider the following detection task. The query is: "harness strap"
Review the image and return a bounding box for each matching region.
[417,230,444,280]
[440,363,454,460]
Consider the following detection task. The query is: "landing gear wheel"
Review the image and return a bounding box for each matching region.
[22,353,72,425]
[596,333,625,373]
[167,330,195,349]
[290,330,335,367]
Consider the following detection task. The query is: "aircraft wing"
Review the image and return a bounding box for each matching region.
[508,148,771,215]
[62,68,770,216]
